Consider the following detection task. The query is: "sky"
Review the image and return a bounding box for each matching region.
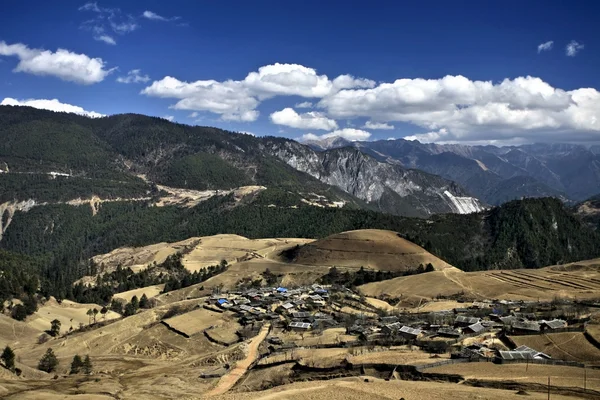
[0,0,599,145]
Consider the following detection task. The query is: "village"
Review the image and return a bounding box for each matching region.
[178,282,599,380]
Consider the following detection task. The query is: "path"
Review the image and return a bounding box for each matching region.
[205,323,271,397]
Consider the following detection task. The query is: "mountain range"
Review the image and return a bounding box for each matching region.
[304,136,600,205]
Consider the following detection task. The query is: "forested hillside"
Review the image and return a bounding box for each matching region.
[1,195,598,305]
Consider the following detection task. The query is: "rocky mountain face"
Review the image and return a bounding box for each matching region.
[305,138,598,204]
[0,105,484,219]
[263,138,485,218]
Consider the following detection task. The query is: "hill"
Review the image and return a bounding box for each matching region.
[290,229,455,272]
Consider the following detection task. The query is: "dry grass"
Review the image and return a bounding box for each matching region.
[293,229,455,272]
[112,285,165,302]
[215,376,578,400]
[428,362,600,391]
[348,347,451,366]
[163,308,237,338]
[360,259,600,306]
[511,332,600,364]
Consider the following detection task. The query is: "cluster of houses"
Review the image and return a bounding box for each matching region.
[206,286,578,363]
[208,284,334,328]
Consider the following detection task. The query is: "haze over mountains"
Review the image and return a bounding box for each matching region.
[304,136,600,205]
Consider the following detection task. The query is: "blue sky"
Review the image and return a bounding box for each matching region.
[1,1,599,144]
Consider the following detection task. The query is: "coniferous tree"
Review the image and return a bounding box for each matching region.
[1,346,15,372]
[82,355,92,375]
[50,319,61,337]
[139,293,149,309]
[70,354,83,374]
[38,348,59,373]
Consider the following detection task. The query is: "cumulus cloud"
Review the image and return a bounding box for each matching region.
[142,63,372,122]
[270,108,338,130]
[188,111,198,118]
[566,40,584,57]
[117,69,150,84]
[163,115,174,122]
[295,101,313,108]
[1,97,105,118]
[0,41,114,84]
[537,41,553,53]
[301,128,371,142]
[142,10,179,21]
[363,121,394,130]
[319,75,600,143]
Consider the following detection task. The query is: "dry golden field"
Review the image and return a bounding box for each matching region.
[511,332,600,364]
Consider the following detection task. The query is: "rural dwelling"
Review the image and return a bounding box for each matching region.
[510,320,541,335]
[397,325,422,340]
[497,345,551,362]
[463,322,485,334]
[276,287,288,293]
[454,316,480,327]
[289,321,311,331]
[437,328,461,338]
[540,319,567,331]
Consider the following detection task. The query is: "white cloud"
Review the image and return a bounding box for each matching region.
[301,128,371,142]
[537,41,553,53]
[363,121,394,130]
[566,40,584,57]
[188,112,198,118]
[0,41,114,84]
[319,75,600,143]
[163,115,174,122]
[117,69,150,84]
[270,108,338,130]
[295,101,313,108]
[96,34,116,45]
[142,10,179,21]
[1,97,105,118]
[142,63,372,122]
[79,3,139,43]
[239,131,255,136]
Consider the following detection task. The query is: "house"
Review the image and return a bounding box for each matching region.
[540,319,567,331]
[289,321,311,330]
[281,302,295,311]
[437,328,461,338]
[463,322,485,334]
[510,320,541,335]
[498,345,551,361]
[454,316,480,327]
[397,325,422,340]
[276,287,288,293]
[291,311,312,320]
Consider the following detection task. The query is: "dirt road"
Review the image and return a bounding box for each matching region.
[205,323,271,396]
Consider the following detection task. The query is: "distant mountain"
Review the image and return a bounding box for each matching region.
[0,105,483,218]
[304,137,600,204]
[264,138,485,217]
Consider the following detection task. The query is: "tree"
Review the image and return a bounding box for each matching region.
[139,293,149,309]
[92,308,98,323]
[70,354,83,374]
[82,355,92,375]
[123,302,136,317]
[50,319,61,337]
[11,304,28,321]
[38,348,59,373]
[100,306,108,320]
[86,309,93,325]
[109,299,123,314]
[130,295,139,311]
[1,346,15,372]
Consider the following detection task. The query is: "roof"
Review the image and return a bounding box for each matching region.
[276,287,288,292]
[217,299,228,305]
[500,345,551,360]
[455,316,480,325]
[292,312,311,319]
[541,319,566,329]
[289,322,311,329]
[399,326,422,336]
[512,321,541,332]
[466,322,485,333]
[281,302,295,309]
